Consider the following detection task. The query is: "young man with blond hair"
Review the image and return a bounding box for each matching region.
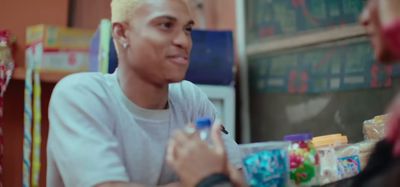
[46,0,241,187]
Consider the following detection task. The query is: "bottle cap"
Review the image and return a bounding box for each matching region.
[195,117,212,129]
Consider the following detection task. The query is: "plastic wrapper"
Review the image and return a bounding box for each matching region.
[240,142,290,187]
[317,147,340,185]
[335,145,361,179]
[284,133,319,186]
[363,115,387,141]
[354,140,376,169]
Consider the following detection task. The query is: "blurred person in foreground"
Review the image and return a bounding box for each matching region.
[354,0,400,186]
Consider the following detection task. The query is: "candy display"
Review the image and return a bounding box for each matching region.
[284,133,319,186]
[240,142,290,187]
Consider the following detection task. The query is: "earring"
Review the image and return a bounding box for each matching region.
[122,43,128,49]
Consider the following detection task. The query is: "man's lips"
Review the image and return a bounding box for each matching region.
[167,55,189,65]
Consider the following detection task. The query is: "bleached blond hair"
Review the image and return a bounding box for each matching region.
[111,0,145,23]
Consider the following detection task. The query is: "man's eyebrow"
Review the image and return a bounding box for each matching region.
[153,15,178,22]
[153,15,195,26]
[187,20,195,26]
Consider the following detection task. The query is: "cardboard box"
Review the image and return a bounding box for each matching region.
[26,24,94,50]
[26,25,94,72]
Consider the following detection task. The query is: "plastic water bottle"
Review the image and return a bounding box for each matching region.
[195,117,212,143]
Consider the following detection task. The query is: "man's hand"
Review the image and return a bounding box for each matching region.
[166,124,229,187]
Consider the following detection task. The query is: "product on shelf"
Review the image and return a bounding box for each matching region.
[26,24,95,72]
[354,140,376,169]
[312,134,348,148]
[316,146,339,185]
[363,114,387,141]
[240,142,290,187]
[284,133,320,186]
[312,134,348,185]
[335,144,361,179]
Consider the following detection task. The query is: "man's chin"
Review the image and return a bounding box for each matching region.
[166,75,186,83]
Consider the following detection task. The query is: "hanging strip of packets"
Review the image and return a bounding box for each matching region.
[23,44,42,187]
[0,30,15,187]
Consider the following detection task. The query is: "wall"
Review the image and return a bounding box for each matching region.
[250,82,400,142]
[0,0,68,186]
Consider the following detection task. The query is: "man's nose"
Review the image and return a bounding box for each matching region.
[173,31,191,50]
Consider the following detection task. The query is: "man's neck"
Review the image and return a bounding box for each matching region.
[117,67,169,110]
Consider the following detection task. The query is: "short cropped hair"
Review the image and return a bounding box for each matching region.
[111,0,145,23]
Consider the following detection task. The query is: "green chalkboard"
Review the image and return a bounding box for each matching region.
[246,0,365,44]
[248,38,400,93]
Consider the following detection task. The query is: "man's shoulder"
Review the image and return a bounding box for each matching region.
[169,80,210,106]
[169,80,200,97]
[52,72,112,98]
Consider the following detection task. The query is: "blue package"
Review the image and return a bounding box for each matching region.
[243,149,289,187]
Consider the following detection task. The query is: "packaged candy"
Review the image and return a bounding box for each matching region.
[312,134,348,185]
[317,147,339,185]
[354,141,376,169]
[284,133,319,186]
[240,142,290,187]
[335,145,361,179]
[312,134,348,148]
[363,115,387,141]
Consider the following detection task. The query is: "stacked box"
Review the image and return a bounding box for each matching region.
[26,24,95,72]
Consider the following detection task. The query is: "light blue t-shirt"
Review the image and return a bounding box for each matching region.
[47,71,241,187]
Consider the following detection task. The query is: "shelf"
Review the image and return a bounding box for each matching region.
[12,67,75,83]
[246,25,367,56]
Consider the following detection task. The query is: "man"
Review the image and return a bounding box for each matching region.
[46,0,241,186]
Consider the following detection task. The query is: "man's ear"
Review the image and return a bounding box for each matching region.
[112,22,129,47]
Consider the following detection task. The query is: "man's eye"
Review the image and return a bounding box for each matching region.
[185,26,193,33]
[160,22,174,30]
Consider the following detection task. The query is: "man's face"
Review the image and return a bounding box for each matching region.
[360,0,396,63]
[124,0,194,85]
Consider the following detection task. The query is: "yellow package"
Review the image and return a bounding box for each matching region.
[26,24,94,51]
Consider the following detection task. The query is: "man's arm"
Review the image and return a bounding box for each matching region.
[48,76,130,187]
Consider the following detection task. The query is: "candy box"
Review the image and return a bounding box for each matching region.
[26,25,94,72]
